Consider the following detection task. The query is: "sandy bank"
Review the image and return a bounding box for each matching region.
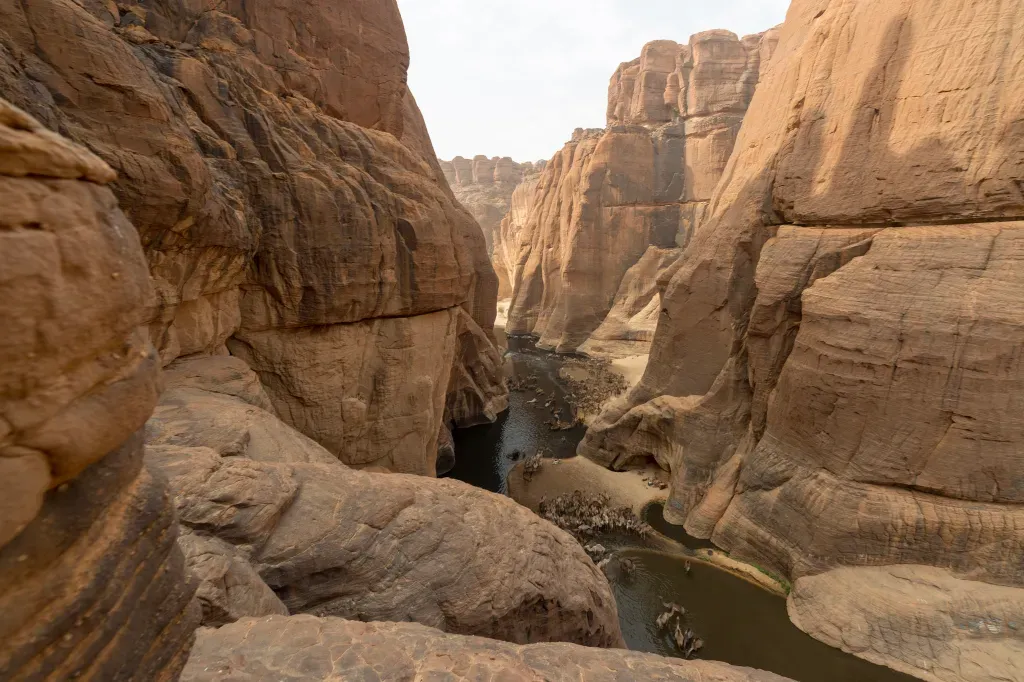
[508,455,787,596]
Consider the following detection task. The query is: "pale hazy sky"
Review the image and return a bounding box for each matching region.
[399,0,792,162]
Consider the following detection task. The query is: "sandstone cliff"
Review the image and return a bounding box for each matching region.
[504,29,778,354]
[0,98,199,682]
[581,1,1024,679]
[441,155,546,297]
[0,0,506,476]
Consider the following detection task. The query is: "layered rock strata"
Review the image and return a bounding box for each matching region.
[0,0,506,475]
[182,616,793,682]
[504,29,778,353]
[0,99,199,681]
[582,0,1024,677]
[441,156,546,297]
[147,355,624,647]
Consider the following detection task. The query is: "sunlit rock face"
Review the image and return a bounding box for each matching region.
[504,28,778,355]
[0,0,506,475]
[581,1,1024,678]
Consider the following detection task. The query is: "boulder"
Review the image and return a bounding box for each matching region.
[146,358,624,647]
[181,616,793,682]
[788,566,1024,682]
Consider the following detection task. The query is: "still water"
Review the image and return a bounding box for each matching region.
[447,337,916,682]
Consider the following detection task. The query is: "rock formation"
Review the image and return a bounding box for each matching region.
[582,0,1024,678]
[182,616,794,682]
[504,29,778,354]
[493,168,545,300]
[441,156,546,297]
[0,98,199,681]
[0,0,506,476]
[147,354,624,647]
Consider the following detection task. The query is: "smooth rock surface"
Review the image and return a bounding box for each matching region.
[582,1,1024,678]
[789,566,1024,682]
[182,616,793,682]
[146,358,624,647]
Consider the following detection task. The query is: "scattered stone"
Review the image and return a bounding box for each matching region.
[537,491,651,543]
[523,451,545,481]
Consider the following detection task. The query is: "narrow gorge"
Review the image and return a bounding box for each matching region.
[0,0,1021,681]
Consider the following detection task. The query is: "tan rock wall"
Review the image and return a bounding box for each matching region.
[439,155,546,298]
[581,1,1024,676]
[0,99,199,681]
[0,0,506,474]
[506,29,775,355]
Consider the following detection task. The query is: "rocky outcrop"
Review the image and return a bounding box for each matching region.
[578,246,680,358]
[0,0,506,475]
[505,29,778,354]
[0,99,199,681]
[492,168,544,300]
[182,616,793,682]
[441,156,546,297]
[147,355,624,647]
[582,0,1024,677]
[788,566,1024,682]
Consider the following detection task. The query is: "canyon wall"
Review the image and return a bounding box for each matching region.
[0,96,628,676]
[0,99,199,682]
[441,156,546,297]
[581,0,1024,679]
[0,0,506,476]
[503,29,778,354]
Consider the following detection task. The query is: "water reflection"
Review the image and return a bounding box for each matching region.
[447,336,585,493]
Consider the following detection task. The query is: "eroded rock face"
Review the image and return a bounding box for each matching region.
[788,565,1024,682]
[440,157,543,250]
[582,0,1024,677]
[147,356,624,648]
[0,99,199,681]
[182,616,793,682]
[0,0,506,474]
[505,29,777,354]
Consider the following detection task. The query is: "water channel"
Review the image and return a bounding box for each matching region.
[446,336,917,682]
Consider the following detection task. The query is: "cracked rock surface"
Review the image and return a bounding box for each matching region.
[181,616,793,682]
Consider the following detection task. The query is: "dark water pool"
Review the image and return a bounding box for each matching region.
[447,336,585,493]
[613,549,916,682]
[446,337,916,682]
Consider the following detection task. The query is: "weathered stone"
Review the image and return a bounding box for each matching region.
[0,0,507,477]
[0,98,198,681]
[789,566,1024,682]
[146,369,624,647]
[506,29,775,354]
[582,1,1024,678]
[182,616,794,682]
[178,531,288,627]
[579,246,681,358]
